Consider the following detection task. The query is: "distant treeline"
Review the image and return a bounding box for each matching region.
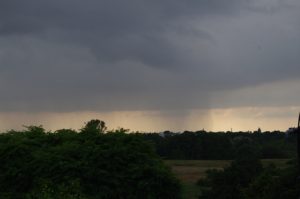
[140,130,297,160]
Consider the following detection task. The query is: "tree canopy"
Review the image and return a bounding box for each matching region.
[0,121,181,199]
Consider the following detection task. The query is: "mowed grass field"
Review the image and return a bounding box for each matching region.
[165,159,290,199]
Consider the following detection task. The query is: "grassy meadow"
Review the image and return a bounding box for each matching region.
[165,159,290,199]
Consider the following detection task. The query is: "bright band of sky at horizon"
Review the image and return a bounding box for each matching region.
[0,106,298,133]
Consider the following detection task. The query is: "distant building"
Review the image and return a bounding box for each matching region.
[286,127,297,134]
[286,127,297,138]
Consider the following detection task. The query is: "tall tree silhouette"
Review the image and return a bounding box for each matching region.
[81,119,107,134]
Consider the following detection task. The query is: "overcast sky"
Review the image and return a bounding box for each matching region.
[0,0,300,131]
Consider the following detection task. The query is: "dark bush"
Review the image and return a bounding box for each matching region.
[0,122,181,199]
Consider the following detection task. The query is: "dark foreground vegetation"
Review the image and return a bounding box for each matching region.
[197,145,300,199]
[1,120,300,199]
[0,120,181,199]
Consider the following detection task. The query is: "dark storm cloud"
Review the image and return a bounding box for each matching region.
[0,0,248,67]
[0,0,300,112]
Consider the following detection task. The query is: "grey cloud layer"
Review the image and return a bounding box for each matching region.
[0,0,300,111]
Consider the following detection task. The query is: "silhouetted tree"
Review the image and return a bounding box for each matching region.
[80,119,107,134]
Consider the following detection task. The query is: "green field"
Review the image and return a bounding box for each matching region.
[165,159,290,199]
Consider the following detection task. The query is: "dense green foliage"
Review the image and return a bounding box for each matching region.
[1,120,298,198]
[0,121,181,199]
[197,145,300,199]
[142,130,296,160]
[243,162,300,199]
[198,144,263,199]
